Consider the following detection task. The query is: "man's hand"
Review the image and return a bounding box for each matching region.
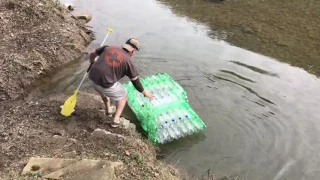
[90,51,99,64]
[90,52,97,64]
[142,90,154,100]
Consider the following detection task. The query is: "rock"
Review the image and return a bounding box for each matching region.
[276,39,293,47]
[69,138,77,143]
[51,135,67,145]
[74,14,92,22]
[103,152,111,157]
[44,159,122,179]
[129,123,136,132]
[91,128,112,138]
[62,151,77,158]
[122,118,130,129]
[17,130,23,136]
[21,157,77,175]
[64,3,74,11]
[243,27,254,34]
[51,128,65,136]
[125,150,130,156]
[76,165,117,180]
[154,172,159,177]
[51,135,77,146]
[22,158,123,180]
[91,128,125,139]
[0,132,8,137]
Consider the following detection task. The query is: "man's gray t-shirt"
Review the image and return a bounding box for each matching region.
[88,45,138,88]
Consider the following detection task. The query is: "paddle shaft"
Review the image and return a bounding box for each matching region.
[76,31,112,91]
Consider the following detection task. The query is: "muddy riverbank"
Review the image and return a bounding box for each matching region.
[0,92,183,179]
[0,0,93,101]
[159,0,320,77]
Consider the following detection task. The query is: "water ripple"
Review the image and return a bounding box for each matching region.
[231,61,279,77]
[220,70,257,83]
[204,74,276,105]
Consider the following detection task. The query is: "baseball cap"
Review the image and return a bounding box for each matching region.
[122,38,140,52]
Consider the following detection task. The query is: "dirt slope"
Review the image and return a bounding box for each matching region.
[0,92,181,179]
[0,0,93,102]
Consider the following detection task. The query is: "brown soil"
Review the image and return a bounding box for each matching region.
[159,0,320,77]
[0,0,94,102]
[0,92,181,180]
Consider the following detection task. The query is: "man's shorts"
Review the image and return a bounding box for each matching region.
[88,79,127,101]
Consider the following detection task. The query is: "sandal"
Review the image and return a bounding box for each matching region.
[102,105,116,119]
[110,118,124,128]
[110,121,121,128]
[106,111,114,118]
[106,106,116,116]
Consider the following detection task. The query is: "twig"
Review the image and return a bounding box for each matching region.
[173,158,180,167]
[224,174,231,180]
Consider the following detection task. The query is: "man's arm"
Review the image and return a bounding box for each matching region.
[130,76,142,91]
[89,45,108,63]
[131,77,154,99]
[126,60,154,99]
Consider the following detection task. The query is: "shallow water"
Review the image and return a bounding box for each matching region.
[38,0,320,179]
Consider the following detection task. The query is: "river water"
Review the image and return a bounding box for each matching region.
[39,0,320,179]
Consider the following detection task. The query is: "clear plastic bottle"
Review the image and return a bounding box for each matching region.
[154,76,175,105]
[148,87,159,107]
[146,76,165,106]
[172,110,189,135]
[156,130,165,144]
[156,115,168,143]
[165,111,182,138]
[161,113,178,140]
[155,83,170,104]
[158,113,175,141]
[157,113,173,143]
[153,87,165,105]
[152,84,167,105]
[184,110,202,131]
[176,108,196,134]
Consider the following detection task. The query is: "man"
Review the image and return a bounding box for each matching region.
[88,38,154,127]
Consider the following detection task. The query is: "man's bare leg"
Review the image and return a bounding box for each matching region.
[113,96,127,124]
[101,96,111,114]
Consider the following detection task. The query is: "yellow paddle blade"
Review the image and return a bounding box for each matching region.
[107,28,113,34]
[60,90,78,117]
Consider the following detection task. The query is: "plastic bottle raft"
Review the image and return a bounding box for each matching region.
[123,72,206,145]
